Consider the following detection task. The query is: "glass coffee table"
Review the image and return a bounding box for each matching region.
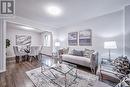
[40,54,77,87]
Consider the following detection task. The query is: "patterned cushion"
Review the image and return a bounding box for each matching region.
[83,49,95,58]
[62,47,69,54]
[72,50,84,56]
[114,56,130,75]
[59,48,69,55]
[68,49,74,55]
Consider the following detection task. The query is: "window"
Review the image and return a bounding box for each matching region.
[43,34,51,47]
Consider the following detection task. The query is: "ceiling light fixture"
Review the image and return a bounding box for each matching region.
[45,5,63,16]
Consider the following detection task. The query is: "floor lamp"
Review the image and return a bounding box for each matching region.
[104,41,117,61]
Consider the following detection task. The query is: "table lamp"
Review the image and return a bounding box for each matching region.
[104,41,117,61]
[55,41,60,47]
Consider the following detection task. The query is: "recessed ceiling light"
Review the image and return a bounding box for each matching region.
[45,5,63,16]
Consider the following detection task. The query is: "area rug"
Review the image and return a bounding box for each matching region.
[26,67,98,87]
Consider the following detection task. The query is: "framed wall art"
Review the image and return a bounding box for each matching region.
[16,35,31,46]
[68,32,78,46]
[79,29,92,46]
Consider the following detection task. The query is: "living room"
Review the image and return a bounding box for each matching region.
[0,0,130,87]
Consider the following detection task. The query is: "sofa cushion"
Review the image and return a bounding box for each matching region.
[68,49,73,55]
[59,47,69,55]
[63,47,69,54]
[62,54,91,67]
[72,49,84,56]
[83,49,95,58]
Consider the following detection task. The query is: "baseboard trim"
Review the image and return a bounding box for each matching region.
[6,57,15,61]
[6,56,15,58]
[0,68,6,73]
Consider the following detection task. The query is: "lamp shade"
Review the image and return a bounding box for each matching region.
[55,41,60,47]
[104,41,117,49]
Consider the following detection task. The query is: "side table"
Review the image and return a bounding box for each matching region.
[99,58,121,82]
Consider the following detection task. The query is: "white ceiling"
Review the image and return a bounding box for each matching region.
[7,22,42,32]
[15,0,130,28]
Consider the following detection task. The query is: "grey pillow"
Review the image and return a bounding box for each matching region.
[72,50,83,56]
[83,49,95,58]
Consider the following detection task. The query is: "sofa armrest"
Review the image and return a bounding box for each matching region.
[90,51,98,68]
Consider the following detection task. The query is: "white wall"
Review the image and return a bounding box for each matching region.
[6,23,42,58]
[56,10,123,61]
[0,19,6,73]
[125,5,130,60]
[0,19,3,72]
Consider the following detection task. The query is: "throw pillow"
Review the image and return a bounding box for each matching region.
[68,49,74,55]
[83,49,95,58]
[63,47,69,54]
[72,49,84,56]
[58,47,69,55]
[114,56,130,75]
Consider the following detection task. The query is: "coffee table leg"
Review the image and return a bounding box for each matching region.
[65,74,67,87]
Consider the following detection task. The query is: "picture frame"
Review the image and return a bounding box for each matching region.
[79,29,92,46]
[16,35,31,46]
[68,32,78,46]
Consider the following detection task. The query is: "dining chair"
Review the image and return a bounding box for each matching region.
[28,46,40,62]
[39,46,43,53]
[13,46,26,62]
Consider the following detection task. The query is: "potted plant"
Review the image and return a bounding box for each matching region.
[6,39,11,48]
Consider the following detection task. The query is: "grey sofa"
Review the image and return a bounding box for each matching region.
[61,51,98,73]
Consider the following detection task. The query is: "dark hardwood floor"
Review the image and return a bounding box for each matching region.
[0,57,91,87]
[0,59,40,87]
